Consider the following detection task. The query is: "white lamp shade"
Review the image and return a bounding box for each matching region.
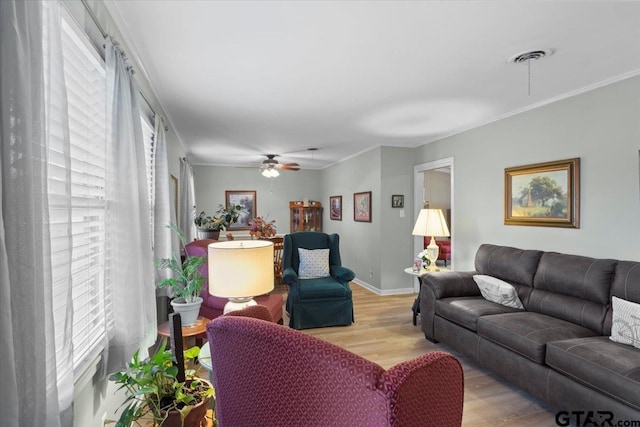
[412,209,451,237]
[208,240,274,298]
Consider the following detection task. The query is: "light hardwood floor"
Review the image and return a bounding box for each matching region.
[283,283,560,427]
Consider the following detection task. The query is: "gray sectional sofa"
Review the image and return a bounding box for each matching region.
[420,244,640,421]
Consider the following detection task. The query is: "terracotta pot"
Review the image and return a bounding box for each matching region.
[152,379,214,427]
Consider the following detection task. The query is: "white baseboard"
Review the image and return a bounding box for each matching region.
[352,278,415,296]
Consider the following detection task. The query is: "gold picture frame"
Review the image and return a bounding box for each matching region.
[504,158,580,228]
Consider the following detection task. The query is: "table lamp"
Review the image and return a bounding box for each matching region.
[412,208,450,272]
[208,240,274,314]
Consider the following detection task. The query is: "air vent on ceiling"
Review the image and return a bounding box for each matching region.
[508,49,553,64]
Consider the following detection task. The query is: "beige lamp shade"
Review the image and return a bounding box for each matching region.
[412,208,450,238]
[208,240,274,298]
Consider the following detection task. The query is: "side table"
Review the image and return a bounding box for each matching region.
[157,316,210,350]
[404,267,450,326]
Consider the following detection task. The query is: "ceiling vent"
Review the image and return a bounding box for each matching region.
[508,49,553,64]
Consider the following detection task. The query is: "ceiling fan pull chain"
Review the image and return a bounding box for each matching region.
[528,59,531,96]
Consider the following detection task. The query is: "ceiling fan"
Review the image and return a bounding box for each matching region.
[259,154,300,177]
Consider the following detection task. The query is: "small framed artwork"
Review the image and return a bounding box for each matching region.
[354,191,372,222]
[391,194,404,208]
[329,195,342,220]
[225,190,256,230]
[504,158,580,228]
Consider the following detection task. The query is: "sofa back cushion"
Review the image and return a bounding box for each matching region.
[528,252,617,334]
[605,261,640,335]
[474,244,543,306]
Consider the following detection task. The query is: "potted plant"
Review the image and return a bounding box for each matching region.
[155,224,205,326]
[109,341,215,427]
[193,204,242,240]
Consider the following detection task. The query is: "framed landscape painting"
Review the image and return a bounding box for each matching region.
[504,158,580,228]
[329,195,342,220]
[354,191,371,222]
[225,190,256,230]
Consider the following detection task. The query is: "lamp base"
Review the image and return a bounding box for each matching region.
[425,236,440,272]
[223,297,257,315]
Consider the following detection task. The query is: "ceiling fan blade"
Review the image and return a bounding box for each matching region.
[278,164,300,171]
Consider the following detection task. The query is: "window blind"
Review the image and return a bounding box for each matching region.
[55,16,108,376]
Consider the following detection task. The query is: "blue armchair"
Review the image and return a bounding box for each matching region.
[282,232,355,329]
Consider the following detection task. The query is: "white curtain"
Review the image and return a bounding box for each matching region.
[0,1,71,425]
[104,39,157,371]
[153,117,178,296]
[179,157,197,242]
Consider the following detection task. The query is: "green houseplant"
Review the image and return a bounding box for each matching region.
[155,224,205,326]
[193,204,242,240]
[109,341,214,427]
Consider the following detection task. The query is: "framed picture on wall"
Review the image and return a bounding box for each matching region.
[354,191,371,222]
[391,194,404,208]
[504,158,580,228]
[329,195,342,220]
[225,190,256,230]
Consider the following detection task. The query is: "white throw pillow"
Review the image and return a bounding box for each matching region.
[473,274,524,309]
[610,296,640,350]
[298,248,330,279]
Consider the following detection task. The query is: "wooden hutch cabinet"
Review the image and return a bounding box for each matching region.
[289,201,322,233]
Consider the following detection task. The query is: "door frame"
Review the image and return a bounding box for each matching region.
[413,157,454,280]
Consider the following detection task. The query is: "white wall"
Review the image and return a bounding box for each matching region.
[320,147,415,294]
[192,165,322,238]
[415,74,640,270]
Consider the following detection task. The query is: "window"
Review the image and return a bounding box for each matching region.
[46,5,156,384]
[54,16,108,375]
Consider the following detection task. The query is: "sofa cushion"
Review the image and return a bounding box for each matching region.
[435,297,522,332]
[528,252,616,335]
[611,296,640,349]
[299,278,349,299]
[474,275,524,309]
[546,336,640,410]
[474,244,543,288]
[477,312,598,363]
[607,261,640,335]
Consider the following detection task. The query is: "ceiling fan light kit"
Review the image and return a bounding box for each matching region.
[258,154,300,178]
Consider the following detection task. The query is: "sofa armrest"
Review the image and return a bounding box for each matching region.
[282,267,298,286]
[331,265,355,282]
[420,271,479,342]
[421,271,480,299]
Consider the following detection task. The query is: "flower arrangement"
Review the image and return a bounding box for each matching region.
[249,216,277,239]
[417,249,430,267]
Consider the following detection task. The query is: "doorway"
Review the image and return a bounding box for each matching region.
[413,157,454,276]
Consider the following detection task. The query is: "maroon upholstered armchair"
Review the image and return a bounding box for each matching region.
[206,316,464,427]
[184,239,284,323]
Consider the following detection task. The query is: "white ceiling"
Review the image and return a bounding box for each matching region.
[105,1,640,170]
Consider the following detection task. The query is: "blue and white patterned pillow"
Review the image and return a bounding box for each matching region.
[610,296,640,349]
[473,274,524,309]
[298,248,330,279]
